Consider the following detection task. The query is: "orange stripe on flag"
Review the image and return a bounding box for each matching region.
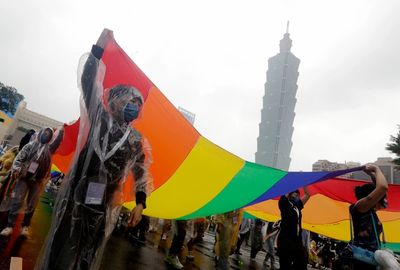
[134,87,200,189]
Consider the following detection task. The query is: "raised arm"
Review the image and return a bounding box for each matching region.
[80,29,113,118]
[353,164,388,213]
[80,45,103,115]
[49,127,64,154]
[301,186,310,205]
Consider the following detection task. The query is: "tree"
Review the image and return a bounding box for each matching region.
[0,82,24,116]
[386,125,400,169]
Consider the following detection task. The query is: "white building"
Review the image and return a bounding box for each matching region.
[0,101,63,147]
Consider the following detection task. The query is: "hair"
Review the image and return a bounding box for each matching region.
[108,85,143,106]
[289,189,300,196]
[19,129,37,150]
[43,127,53,134]
[354,183,375,200]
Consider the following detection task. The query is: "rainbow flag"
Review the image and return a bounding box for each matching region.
[52,29,400,249]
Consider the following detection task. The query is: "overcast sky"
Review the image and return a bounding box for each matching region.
[1,0,399,171]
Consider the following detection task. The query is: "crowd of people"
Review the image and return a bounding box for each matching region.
[114,213,353,270]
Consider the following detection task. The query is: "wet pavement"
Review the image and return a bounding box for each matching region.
[0,194,316,270]
[100,228,278,270]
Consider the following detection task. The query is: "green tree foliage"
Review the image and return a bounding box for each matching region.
[0,82,24,116]
[386,125,400,168]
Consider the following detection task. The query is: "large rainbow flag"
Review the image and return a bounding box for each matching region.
[52,29,400,250]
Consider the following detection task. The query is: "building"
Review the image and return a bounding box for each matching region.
[178,106,196,125]
[313,160,346,172]
[0,101,63,147]
[255,23,300,170]
[373,157,400,184]
[312,159,362,178]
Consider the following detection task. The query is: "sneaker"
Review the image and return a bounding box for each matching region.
[20,226,31,237]
[167,255,184,269]
[0,227,13,236]
[165,255,181,269]
[164,255,171,263]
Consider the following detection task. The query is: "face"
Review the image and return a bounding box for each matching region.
[40,129,53,144]
[289,192,300,202]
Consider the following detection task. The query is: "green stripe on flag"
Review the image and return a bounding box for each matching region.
[181,162,287,219]
[243,211,257,220]
[384,243,400,253]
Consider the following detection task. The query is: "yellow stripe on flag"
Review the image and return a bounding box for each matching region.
[126,136,245,219]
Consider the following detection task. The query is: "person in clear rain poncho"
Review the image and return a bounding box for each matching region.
[214,210,243,270]
[36,30,153,270]
[0,127,63,237]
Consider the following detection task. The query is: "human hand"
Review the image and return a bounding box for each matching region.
[303,186,310,195]
[364,164,380,180]
[128,203,144,227]
[96,29,114,49]
[365,164,379,172]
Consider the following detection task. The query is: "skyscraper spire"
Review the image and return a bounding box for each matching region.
[280,22,292,53]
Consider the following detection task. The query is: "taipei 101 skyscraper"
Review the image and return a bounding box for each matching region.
[255,23,300,170]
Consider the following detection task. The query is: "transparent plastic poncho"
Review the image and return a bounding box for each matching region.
[0,128,62,212]
[36,40,153,270]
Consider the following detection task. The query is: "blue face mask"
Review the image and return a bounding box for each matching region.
[123,102,140,122]
[40,133,52,144]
